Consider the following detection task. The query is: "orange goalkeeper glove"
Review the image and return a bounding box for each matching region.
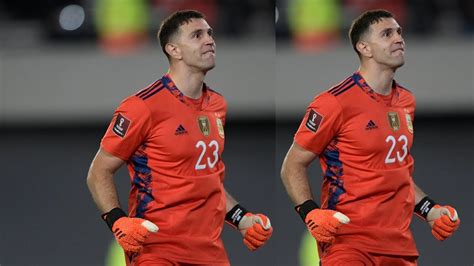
[296,200,350,243]
[225,204,273,251]
[102,208,159,253]
[415,197,460,241]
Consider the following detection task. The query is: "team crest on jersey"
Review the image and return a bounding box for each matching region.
[112,113,131,138]
[216,118,225,139]
[197,116,210,136]
[387,112,400,131]
[305,109,323,133]
[405,114,414,134]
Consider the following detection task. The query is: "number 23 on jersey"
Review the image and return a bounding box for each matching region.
[385,134,408,164]
[195,140,219,170]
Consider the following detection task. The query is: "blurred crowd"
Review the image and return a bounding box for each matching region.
[276,0,473,51]
[0,0,273,54]
[0,0,472,54]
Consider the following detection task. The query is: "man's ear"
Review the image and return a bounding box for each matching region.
[166,43,182,60]
[357,41,372,58]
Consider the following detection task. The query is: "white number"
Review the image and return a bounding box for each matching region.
[195,141,207,170]
[385,135,397,164]
[207,140,219,168]
[396,135,408,162]
[385,134,408,164]
[195,140,219,170]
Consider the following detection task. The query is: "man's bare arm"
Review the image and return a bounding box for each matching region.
[86,148,125,213]
[413,182,427,205]
[280,142,318,205]
[225,188,239,212]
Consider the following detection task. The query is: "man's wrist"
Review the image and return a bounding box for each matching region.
[295,199,319,221]
[414,196,437,220]
[101,207,127,230]
[225,204,249,228]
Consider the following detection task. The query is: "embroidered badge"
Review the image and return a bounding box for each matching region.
[305,109,323,133]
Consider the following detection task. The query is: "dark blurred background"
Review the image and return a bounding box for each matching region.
[0,0,473,265]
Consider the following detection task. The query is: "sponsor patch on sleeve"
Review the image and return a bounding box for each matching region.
[112,113,131,138]
[305,109,323,133]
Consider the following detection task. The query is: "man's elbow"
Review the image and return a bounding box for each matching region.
[280,159,292,183]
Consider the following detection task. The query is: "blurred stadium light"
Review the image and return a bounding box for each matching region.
[59,4,85,31]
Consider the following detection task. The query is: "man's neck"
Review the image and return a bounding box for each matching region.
[359,63,396,96]
[168,65,206,99]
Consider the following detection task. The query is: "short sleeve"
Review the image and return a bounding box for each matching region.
[100,96,152,161]
[294,92,344,155]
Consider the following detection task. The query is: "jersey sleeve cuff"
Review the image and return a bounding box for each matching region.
[99,144,130,162]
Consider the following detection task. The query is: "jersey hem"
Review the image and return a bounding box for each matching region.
[323,243,419,257]
[365,247,418,256]
[142,253,229,264]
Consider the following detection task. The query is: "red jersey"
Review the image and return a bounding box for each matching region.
[295,72,418,256]
[101,74,229,264]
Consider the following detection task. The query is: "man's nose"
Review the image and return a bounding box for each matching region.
[394,33,404,44]
[204,34,215,45]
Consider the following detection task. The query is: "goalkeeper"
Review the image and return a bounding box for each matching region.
[86,10,272,265]
[280,10,459,265]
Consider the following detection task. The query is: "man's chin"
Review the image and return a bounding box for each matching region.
[202,63,216,72]
[390,59,405,70]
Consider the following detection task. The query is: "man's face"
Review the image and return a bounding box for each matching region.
[363,17,405,69]
[173,18,216,72]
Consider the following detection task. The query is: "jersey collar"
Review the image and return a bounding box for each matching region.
[352,71,400,106]
[161,73,210,110]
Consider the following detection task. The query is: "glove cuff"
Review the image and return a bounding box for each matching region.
[414,196,437,220]
[225,204,249,228]
[295,199,319,222]
[101,207,127,231]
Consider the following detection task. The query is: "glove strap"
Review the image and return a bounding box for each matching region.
[414,196,437,220]
[101,207,127,231]
[295,199,319,222]
[225,204,249,228]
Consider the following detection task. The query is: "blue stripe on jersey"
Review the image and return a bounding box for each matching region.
[328,77,352,93]
[130,154,154,218]
[142,84,165,100]
[352,72,364,88]
[136,80,162,98]
[322,142,346,210]
[333,81,355,96]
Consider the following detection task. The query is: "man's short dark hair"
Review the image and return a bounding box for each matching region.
[158,10,205,59]
[349,10,394,56]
